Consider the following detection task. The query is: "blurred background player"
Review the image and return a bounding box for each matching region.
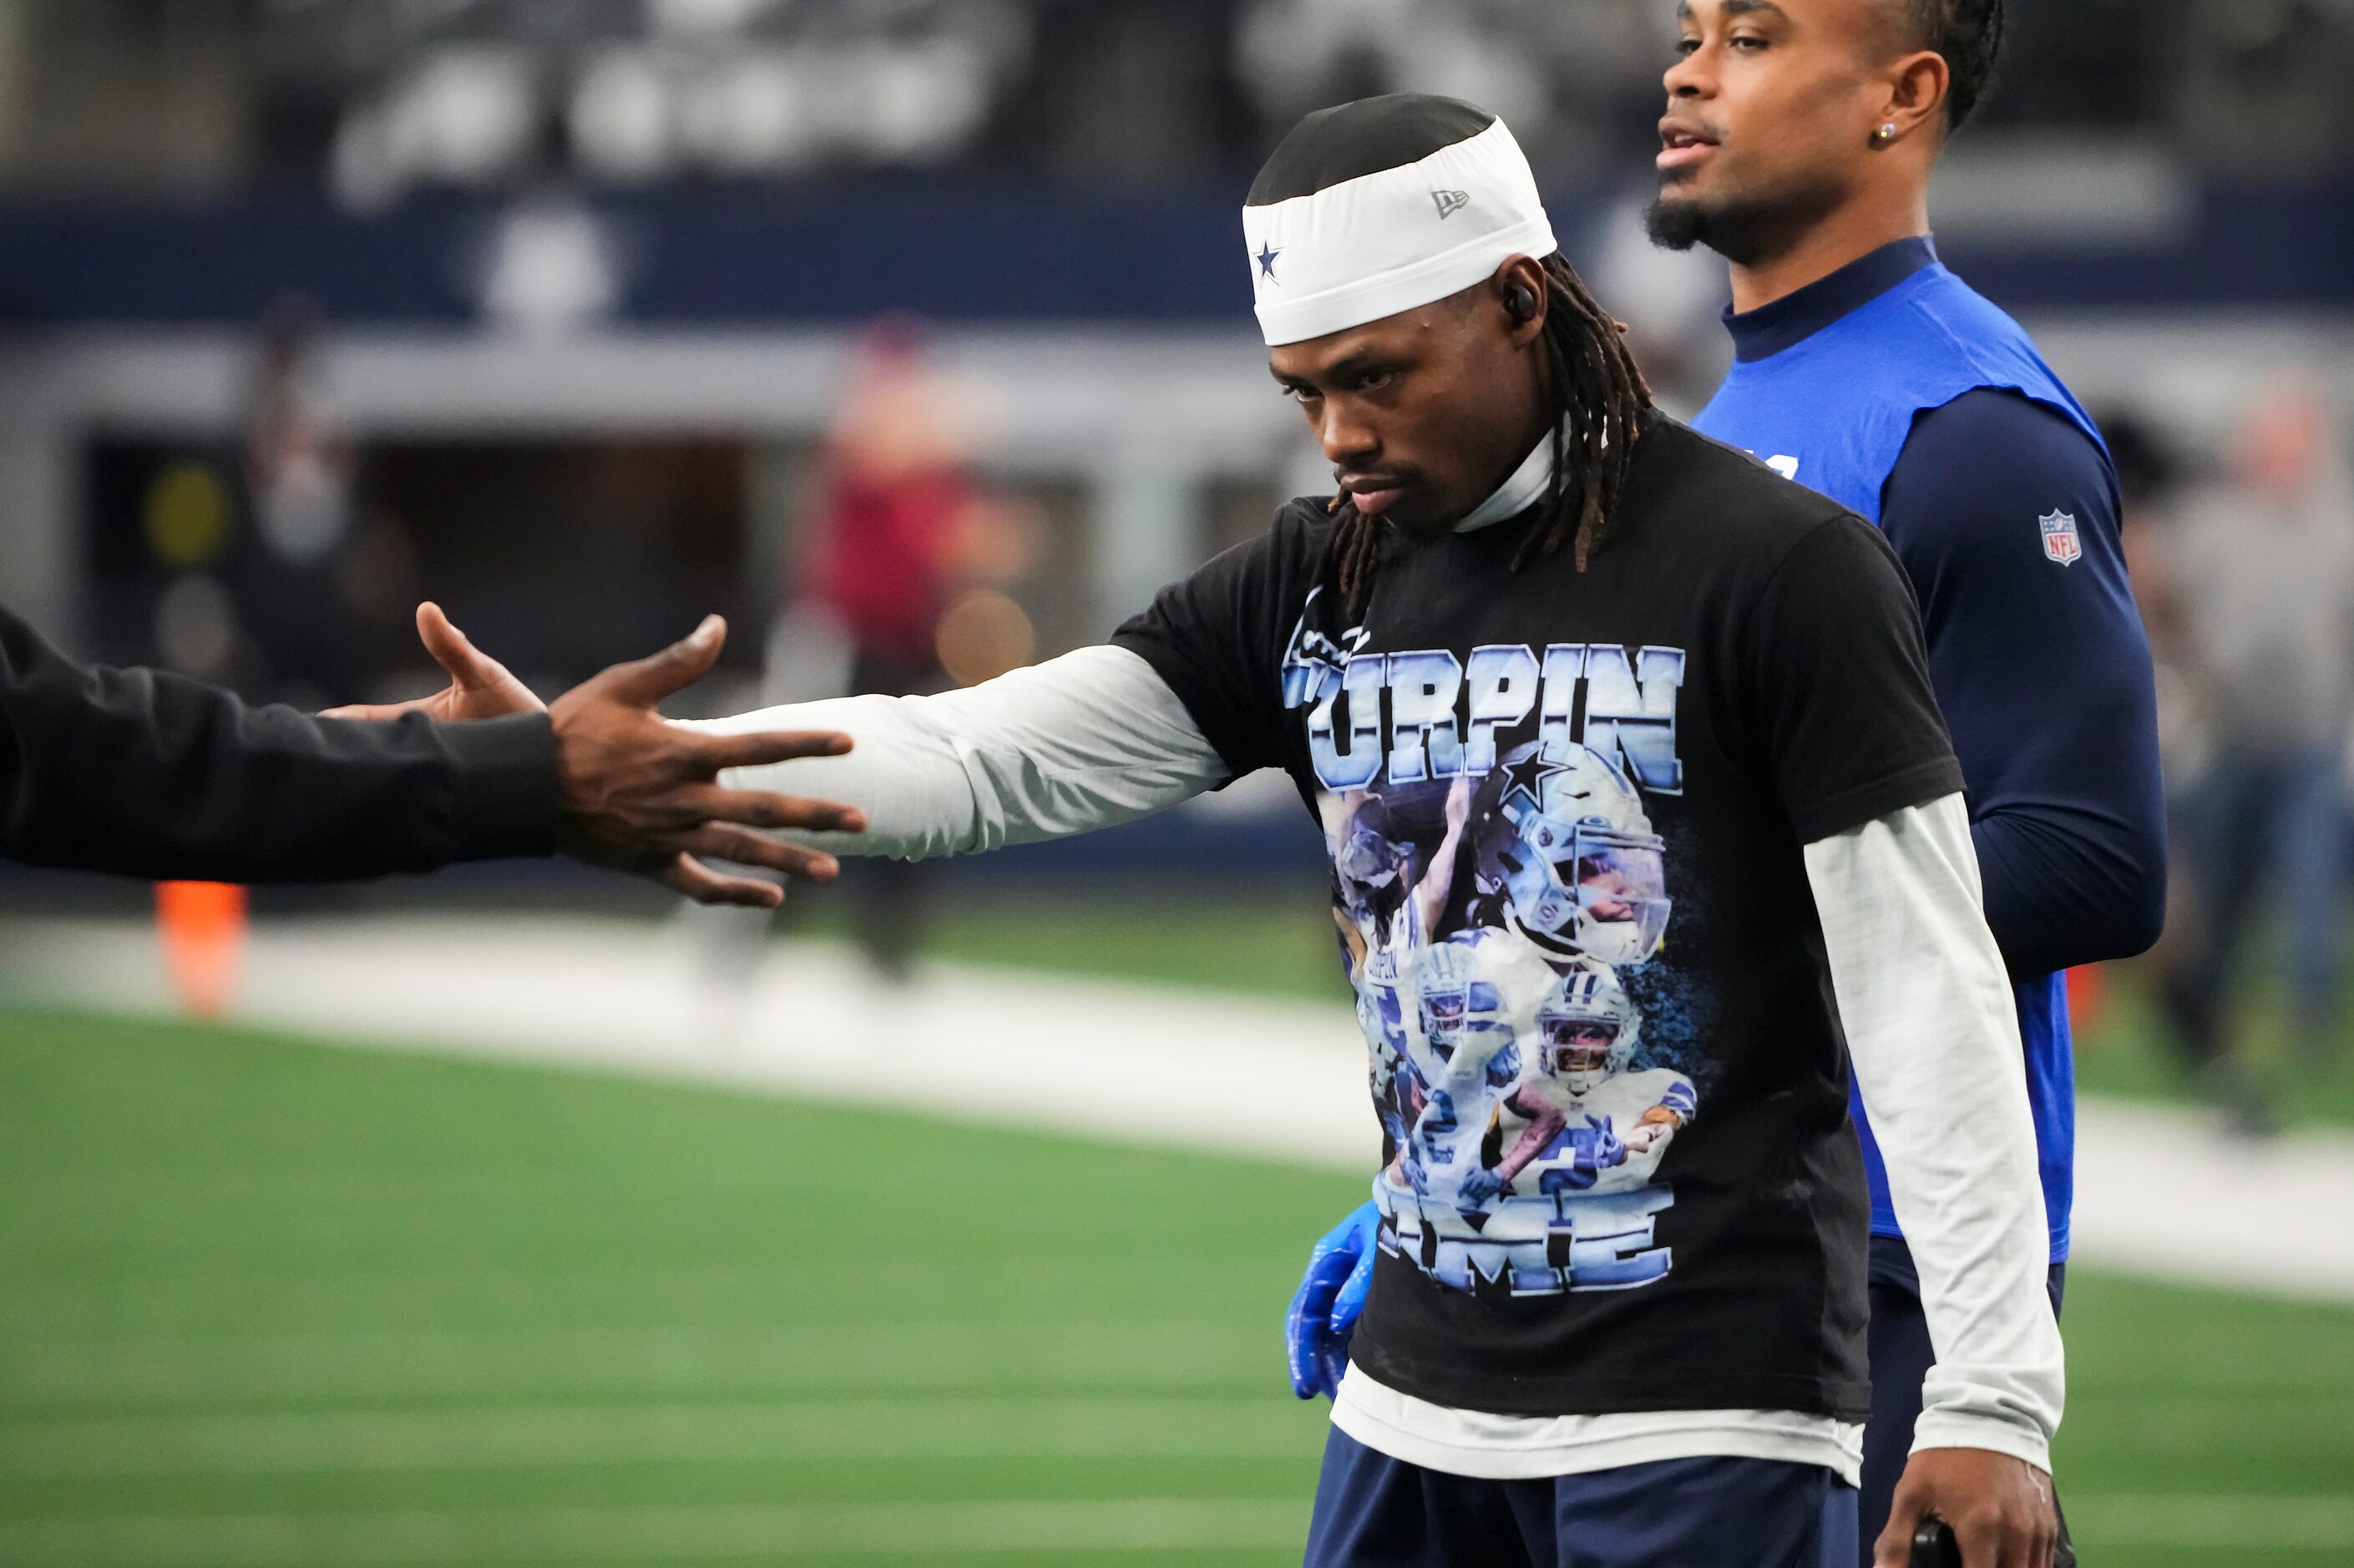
[791,320,972,978]
[2151,373,2354,1129]
[687,317,1038,991]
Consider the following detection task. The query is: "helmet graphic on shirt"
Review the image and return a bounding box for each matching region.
[1414,940,1503,1063]
[1336,819,1409,933]
[1495,741,1670,965]
[1536,964,1638,1093]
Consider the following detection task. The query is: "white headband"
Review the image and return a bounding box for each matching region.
[1243,116,1557,347]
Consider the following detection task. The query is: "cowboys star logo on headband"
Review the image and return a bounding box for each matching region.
[1242,94,1557,346]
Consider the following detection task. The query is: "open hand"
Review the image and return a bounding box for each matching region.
[322,603,543,722]
[335,604,867,907]
[1876,1449,2057,1568]
[1455,1167,1504,1206]
[548,615,866,907]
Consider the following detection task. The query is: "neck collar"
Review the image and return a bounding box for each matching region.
[1454,429,1555,533]
[1724,235,1939,363]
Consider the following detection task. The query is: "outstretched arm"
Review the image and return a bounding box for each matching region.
[682,644,1233,861]
[0,600,554,883]
[1491,1090,1567,1186]
[1411,773,1476,936]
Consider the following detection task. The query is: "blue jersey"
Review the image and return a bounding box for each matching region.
[1693,237,2166,1261]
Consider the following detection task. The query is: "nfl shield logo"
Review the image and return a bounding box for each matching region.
[2039,509,2081,566]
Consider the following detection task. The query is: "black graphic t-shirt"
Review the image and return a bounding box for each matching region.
[1113,417,1962,1423]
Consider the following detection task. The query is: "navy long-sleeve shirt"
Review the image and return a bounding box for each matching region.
[1881,387,2169,976]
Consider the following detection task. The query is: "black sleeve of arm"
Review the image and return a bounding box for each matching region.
[1740,514,1967,844]
[1110,509,1319,780]
[0,605,557,883]
[1880,389,2167,975]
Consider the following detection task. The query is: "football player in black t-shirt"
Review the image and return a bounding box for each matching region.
[385,94,2063,1568]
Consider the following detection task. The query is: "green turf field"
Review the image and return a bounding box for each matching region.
[2,1004,2349,1566]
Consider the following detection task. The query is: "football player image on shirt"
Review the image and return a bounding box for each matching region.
[1325,771,1474,983]
[1336,731,1698,1301]
[1387,957,1700,1298]
[1486,964,1697,1201]
[1391,927,1548,1208]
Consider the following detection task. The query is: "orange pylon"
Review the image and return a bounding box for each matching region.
[156,881,246,1019]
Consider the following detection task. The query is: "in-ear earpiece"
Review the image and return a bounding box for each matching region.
[1505,282,1537,323]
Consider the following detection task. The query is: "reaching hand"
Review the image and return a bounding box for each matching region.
[321,603,544,722]
[1875,1449,2058,1568]
[332,605,868,908]
[547,615,867,907]
[1455,1167,1504,1206]
[1285,1200,1379,1401]
[1580,1114,1628,1171]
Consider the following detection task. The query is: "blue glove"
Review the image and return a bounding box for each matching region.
[1456,1167,1504,1206]
[1285,1200,1379,1400]
[1580,1114,1627,1171]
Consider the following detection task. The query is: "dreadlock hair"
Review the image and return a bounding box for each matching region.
[1895,0,2007,130]
[1331,252,1653,622]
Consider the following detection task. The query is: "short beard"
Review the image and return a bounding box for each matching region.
[1643,173,1844,269]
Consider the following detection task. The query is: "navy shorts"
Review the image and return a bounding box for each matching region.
[1304,1427,1858,1568]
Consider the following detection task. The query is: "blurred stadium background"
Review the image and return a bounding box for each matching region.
[2,2,2351,1564]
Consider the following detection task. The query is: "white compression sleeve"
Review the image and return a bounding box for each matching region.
[678,644,1233,861]
[1803,793,2064,1472]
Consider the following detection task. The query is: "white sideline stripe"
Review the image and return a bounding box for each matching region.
[5,915,2353,1300]
[0,915,1379,1167]
[0,1499,1309,1566]
[0,1396,1314,1477]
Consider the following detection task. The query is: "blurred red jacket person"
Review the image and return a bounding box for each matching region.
[805,321,976,680]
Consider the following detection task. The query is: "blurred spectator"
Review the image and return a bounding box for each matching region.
[1233,0,1668,184]
[681,318,1032,992]
[231,297,372,709]
[245,299,354,569]
[2152,373,2354,1129]
[795,317,1023,979]
[10,1,2354,198]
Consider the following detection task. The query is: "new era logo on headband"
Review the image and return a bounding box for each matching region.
[1431,189,1471,219]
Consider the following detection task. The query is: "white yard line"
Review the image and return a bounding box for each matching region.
[4,914,2351,1303]
[0,1498,1314,1565]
